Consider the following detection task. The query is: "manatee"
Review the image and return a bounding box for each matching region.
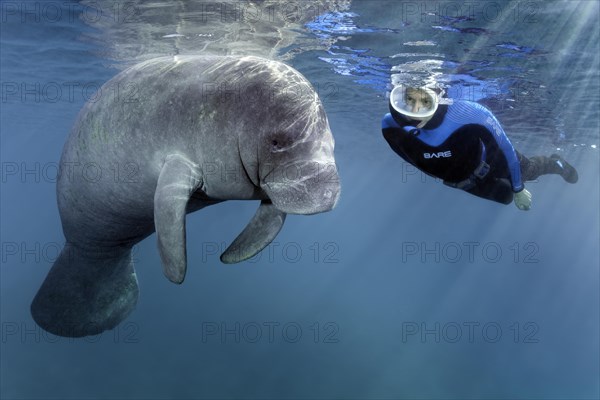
[31,55,340,337]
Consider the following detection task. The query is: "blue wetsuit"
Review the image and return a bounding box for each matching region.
[382,100,525,204]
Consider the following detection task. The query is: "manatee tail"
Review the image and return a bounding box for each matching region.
[31,243,139,337]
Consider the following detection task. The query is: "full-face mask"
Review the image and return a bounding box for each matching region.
[389,86,439,125]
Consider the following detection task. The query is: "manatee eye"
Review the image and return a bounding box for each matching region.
[271,138,285,151]
[270,132,294,151]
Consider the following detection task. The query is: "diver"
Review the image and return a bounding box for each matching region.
[382,86,578,210]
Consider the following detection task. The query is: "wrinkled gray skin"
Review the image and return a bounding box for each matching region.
[31,56,340,337]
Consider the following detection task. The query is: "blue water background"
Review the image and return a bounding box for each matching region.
[1,1,599,398]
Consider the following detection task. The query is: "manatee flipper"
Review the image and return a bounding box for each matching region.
[220,200,287,263]
[31,244,138,337]
[154,154,203,283]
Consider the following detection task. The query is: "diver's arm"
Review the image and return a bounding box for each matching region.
[381,113,418,165]
[474,107,531,210]
[477,109,524,192]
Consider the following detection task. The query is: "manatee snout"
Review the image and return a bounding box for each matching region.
[263,161,340,215]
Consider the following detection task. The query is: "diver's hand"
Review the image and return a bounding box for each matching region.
[514,188,532,211]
